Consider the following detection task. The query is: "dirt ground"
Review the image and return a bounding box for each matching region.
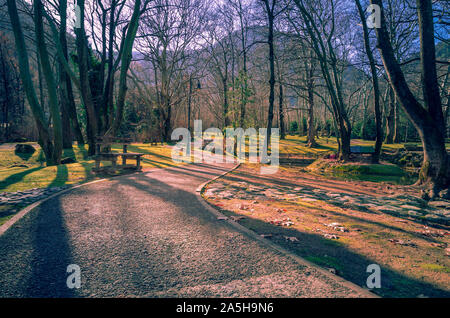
[202,163,450,298]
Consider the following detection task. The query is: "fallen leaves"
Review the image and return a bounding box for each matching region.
[284,236,299,242]
[388,239,418,248]
[430,242,447,249]
[230,215,245,222]
[325,222,348,232]
[418,227,448,238]
[267,217,294,227]
[314,228,340,239]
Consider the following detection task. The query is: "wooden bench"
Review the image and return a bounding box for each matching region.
[93,136,144,172]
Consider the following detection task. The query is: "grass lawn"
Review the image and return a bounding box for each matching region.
[280,134,450,157]
[0,143,179,193]
[279,135,449,184]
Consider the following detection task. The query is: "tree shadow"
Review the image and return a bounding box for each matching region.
[0,196,76,297]
[219,170,448,229]
[0,166,45,191]
[14,151,34,161]
[48,164,69,188]
[26,196,76,297]
[76,144,89,160]
[212,205,450,298]
[113,168,450,298]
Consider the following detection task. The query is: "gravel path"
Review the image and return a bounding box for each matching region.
[0,162,372,297]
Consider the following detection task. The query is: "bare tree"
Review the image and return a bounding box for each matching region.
[292,0,353,160]
[355,0,382,163]
[371,0,449,196]
[6,0,62,165]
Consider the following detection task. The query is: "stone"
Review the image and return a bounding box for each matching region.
[60,157,76,164]
[328,268,337,274]
[301,198,317,202]
[323,234,339,240]
[428,200,450,209]
[14,143,36,154]
[438,189,449,199]
[400,205,422,211]
[408,211,422,217]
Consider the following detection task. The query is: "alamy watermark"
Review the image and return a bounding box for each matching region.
[171,120,279,175]
[366,264,381,289]
[66,264,81,289]
[367,4,381,29]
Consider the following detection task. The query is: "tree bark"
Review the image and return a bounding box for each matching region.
[109,0,142,136]
[34,0,62,163]
[279,83,285,139]
[58,0,72,149]
[306,61,316,147]
[355,0,382,163]
[372,0,449,193]
[76,0,98,155]
[385,87,395,144]
[6,0,58,165]
[262,0,276,154]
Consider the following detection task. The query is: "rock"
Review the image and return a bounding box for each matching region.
[230,216,245,222]
[301,198,317,202]
[326,222,348,232]
[421,190,430,201]
[388,239,417,247]
[408,211,422,217]
[10,164,29,168]
[430,242,447,248]
[14,143,36,154]
[438,189,449,199]
[428,200,450,209]
[328,268,337,274]
[400,205,422,211]
[60,157,76,164]
[239,204,248,210]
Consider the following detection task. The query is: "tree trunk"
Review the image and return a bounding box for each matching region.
[34,0,62,163]
[223,78,230,128]
[306,66,316,147]
[372,0,449,193]
[355,0,382,163]
[385,87,395,144]
[187,76,192,132]
[109,0,142,136]
[238,0,247,128]
[6,0,57,165]
[263,0,275,154]
[76,0,98,155]
[58,0,72,150]
[279,83,285,139]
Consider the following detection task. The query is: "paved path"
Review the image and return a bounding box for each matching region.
[0,162,371,297]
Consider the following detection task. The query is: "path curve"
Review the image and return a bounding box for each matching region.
[0,161,373,297]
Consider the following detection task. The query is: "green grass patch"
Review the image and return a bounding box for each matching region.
[304,255,344,273]
[0,143,180,193]
[306,158,416,184]
[420,264,450,273]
